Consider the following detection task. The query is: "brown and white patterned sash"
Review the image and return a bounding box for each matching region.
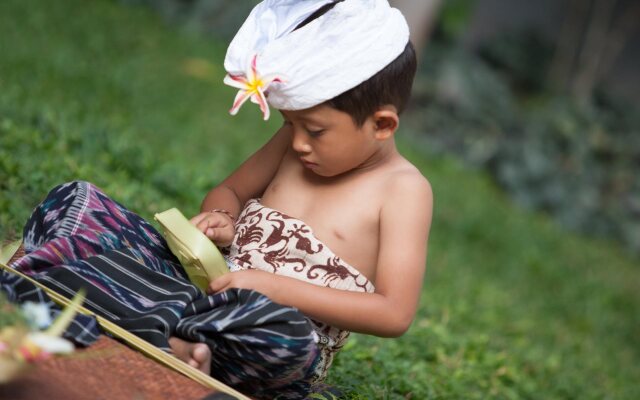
[224,199,375,381]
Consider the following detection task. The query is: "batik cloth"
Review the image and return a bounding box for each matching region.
[225,199,375,382]
[8,181,320,399]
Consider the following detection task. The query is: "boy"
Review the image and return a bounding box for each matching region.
[173,0,433,391]
[11,0,432,398]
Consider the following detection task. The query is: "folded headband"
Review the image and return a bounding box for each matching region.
[223,0,410,120]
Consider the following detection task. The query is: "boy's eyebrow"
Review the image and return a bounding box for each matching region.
[280,110,327,126]
[300,116,326,126]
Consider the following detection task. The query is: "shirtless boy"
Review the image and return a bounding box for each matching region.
[171,0,433,390]
[7,1,433,398]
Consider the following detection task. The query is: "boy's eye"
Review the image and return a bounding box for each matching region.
[306,129,325,138]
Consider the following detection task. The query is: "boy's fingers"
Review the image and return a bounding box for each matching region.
[192,219,206,234]
[197,218,222,233]
[207,218,226,228]
[207,275,230,294]
[189,212,209,226]
[208,230,234,248]
[202,218,213,231]
[193,214,227,232]
[192,215,213,233]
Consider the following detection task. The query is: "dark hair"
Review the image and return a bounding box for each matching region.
[295,1,417,126]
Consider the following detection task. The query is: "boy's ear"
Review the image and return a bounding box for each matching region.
[372,108,399,140]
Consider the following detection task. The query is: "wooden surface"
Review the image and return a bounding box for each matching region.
[0,335,216,400]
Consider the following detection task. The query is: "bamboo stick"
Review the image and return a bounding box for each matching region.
[0,260,250,400]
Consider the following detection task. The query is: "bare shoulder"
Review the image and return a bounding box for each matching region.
[382,158,433,206]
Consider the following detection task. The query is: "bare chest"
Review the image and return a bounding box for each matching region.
[260,161,382,281]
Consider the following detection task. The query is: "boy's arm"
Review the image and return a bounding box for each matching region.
[209,172,433,337]
[192,125,291,244]
[199,125,291,216]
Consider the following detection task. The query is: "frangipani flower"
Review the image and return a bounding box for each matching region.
[223,54,284,121]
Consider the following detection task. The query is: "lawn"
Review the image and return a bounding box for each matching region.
[1,0,638,398]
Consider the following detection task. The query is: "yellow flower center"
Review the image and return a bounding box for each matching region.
[247,78,264,93]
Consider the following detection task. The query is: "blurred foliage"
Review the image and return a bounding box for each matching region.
[0,0,278,239]
[1,0,639,398]
[478,30,555,94]
[120,0,259,42]
[121,0,640,255]
[408,29,640,255]
[436,0,475,43]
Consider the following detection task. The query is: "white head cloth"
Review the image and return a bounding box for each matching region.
[223,0,410,119]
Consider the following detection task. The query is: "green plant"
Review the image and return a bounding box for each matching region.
[1,0,638,398]
[408,46,640,255]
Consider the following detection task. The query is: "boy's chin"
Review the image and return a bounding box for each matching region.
[304,166,332,178]
[308,167,351,179]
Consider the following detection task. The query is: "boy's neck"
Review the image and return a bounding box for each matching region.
[344,137,399,177]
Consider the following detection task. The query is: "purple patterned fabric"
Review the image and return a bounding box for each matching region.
[15,181,183,278]
[8,181,321,399]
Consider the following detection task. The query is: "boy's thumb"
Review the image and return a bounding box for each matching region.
[205,227,217,240]
[207,275,228,294]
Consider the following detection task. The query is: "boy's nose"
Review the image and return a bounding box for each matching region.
[291,131,311,154]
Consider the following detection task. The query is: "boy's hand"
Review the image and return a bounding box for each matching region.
[190,211,236,247]
[207,269,277,297]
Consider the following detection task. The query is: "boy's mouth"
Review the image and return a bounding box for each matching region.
[300,158,317,168]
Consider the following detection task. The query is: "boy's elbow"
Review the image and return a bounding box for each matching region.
[381,313,413,338]
[394,316,414,337]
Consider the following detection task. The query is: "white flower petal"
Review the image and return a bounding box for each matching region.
[21,302,53,329]
[229,89,253,115]
[223,74,250,90]
[261,74,286,88]
[26,333,74,354]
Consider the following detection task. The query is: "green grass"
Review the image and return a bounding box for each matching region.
[1,1,638,398]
